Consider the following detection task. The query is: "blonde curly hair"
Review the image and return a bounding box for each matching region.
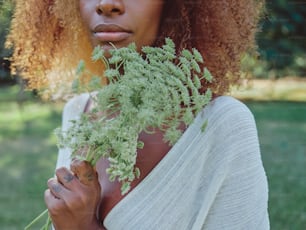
[6,0,264,99]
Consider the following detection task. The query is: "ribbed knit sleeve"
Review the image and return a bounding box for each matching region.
[55,93,90,169]
[196,97,270,229]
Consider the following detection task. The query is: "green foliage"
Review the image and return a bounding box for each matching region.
[58,38,213,194]
[0,0,13,57]
[247,101,306,230]
[0,0,13,83]
[253,0,306,78]
[0,86,61,230]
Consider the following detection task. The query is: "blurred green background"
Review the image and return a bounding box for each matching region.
[1,0,306,229]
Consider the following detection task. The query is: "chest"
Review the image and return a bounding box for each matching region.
[96,129,172,220]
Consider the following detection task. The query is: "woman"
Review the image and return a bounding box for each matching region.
[7,0,269,229]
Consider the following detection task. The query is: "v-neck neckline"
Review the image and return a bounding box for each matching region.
[103,105,205,226]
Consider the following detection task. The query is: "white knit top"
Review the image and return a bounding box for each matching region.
[55,94,270,230]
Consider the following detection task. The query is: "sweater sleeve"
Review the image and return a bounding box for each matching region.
[55,93,90,169]
[201,98,270,230]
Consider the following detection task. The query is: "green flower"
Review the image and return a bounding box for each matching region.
[56,38,213,195]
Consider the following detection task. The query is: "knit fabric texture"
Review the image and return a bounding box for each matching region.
[55,94,270,230]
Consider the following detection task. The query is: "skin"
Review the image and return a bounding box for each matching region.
[45,1,166,229]
[79,0,164,56]
[45,160,102,229]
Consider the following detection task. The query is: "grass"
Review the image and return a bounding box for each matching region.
[247,101,306,230]
[0,85,63,229]
[1,85,306,229]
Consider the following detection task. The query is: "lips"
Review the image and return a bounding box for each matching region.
[92,24,132,43]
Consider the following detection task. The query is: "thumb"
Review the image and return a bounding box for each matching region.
[70,159,98,186]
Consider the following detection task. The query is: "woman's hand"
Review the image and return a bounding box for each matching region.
[44,159,102,230]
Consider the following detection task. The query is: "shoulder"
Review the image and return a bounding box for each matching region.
[61,93,91,130]
[197,96,260,160]
[63,93,91,113]
[204,96,254,121]
[197,98,269,229]
[200,96,257,134]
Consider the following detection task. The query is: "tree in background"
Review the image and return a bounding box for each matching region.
[246,0,306,78]
[0,0,13,84]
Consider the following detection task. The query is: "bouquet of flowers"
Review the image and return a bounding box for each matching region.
[25,38,213,229]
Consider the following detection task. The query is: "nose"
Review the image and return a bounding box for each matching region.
[96,0,124,16]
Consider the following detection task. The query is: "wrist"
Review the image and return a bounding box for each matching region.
[91,218,106,230]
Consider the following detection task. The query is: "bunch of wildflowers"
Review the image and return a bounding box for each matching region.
[56,38,213,194]
[25,38,213,230]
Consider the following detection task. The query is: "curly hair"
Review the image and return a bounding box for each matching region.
[6,0,264,99]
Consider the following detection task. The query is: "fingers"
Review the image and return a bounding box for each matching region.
[70,159,98,186]
[55,167,78,190]
[44,188,65,211]
[47,177,70,199]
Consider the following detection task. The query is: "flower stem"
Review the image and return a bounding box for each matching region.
[24,209,49,230]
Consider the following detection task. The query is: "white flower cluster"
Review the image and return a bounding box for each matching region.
[56,38,213,194]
